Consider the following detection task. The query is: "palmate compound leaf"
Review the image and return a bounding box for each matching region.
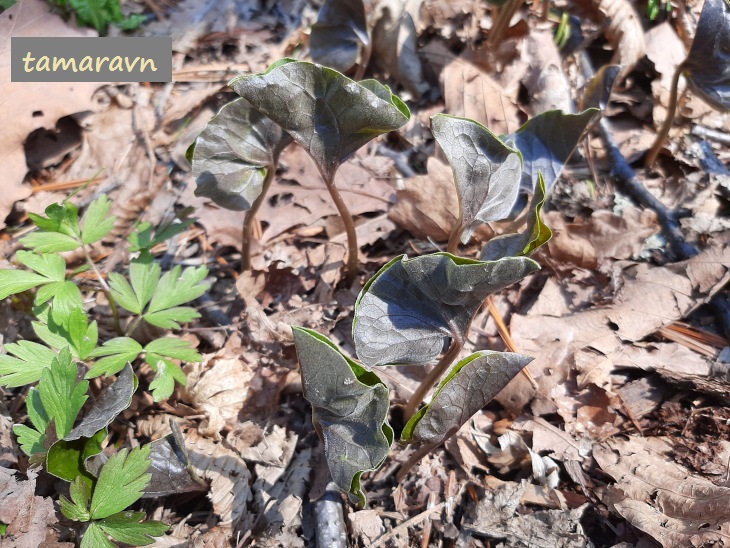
[402,351,533,445]
[310,0,369,74]
[682,0,730,111]
[229,59,410,181]
[38,346,88,440]
[190,98,293,211]
[431,114,523,245]
[292,327,393,505]
[89,445,153,519]
[481,172,552,261]
[0,250,66,300]
[508,108,600,193]
[0,340,57,387]
[353,253,540,367]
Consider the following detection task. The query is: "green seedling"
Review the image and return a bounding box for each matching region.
[46,0,146,34]
[293,115,553,503]
[0,195,206,545]
[646,0,730,166]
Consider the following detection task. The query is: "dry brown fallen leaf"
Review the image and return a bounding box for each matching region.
[500,244,730,415]
[544,207,659,269]
[522,27,573,115]
[594,436,730,548]
[389,157,458,242]
[0,0,105,229]
[576,0,646,81]
[0,413,18,469]
[462,480,589,547]
[0,468,72,548]
[182,333,255,439]
[185,428,253,533]
[442,56,523,136]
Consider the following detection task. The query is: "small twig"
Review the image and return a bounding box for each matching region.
[691,125,730,147]
[82,245,122,336]
[485,295,537,389]
[371,502,445,548]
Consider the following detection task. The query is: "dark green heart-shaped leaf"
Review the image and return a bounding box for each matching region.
[509,108,599,193]
[143,422,207,498]
[431,114,523,244]
[310,0,369,74]
[481,172,552,260]
[353,253,540,366]
[66,364,137,441]
[190,98,292,211]
[682,0,730,111]
[230,59,410,181]
[401,351,533,445]
[293,327,393,505]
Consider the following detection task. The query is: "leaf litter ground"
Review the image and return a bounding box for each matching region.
[2,0,730,546]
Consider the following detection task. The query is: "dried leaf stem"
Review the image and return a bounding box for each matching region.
[645,62,686,167]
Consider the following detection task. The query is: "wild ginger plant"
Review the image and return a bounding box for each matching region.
[0,196,208,545]
[293,114,559,504]
[191,59,410,283]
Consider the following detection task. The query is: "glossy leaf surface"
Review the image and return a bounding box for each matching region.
[431,114,522,244]
[683,0,730,111]
[230,59,410,180]
[310,0,368,73]
[509,109,599,192]
[191,98,292,211]
[481,173,552,260]
[353,253,540,366]
[402,351,533,445]
[293,327,392,504]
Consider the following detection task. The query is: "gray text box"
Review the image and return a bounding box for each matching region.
[12,37,172,82]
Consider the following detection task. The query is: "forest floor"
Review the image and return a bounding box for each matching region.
[2,0,730,546]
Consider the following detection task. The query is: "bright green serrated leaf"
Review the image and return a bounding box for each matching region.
[87,338,143,378]
[353,253,540,366]
[293,327,392,505]
[81,523,115,548]
[144,338,203,362]
[67,307,99,360]
[81,195,116,244]
[146,357,186,401]
[0,270,51,300]
[19,231,81,253]
[0,340,57,387]
[89,445,153,519]
[60,477,92,522]
[108,272,142,315]
[481,172,552,260]
[143,265,209,328]
[38,347,88,439]
[97,511,168,545]
[431,114,523,244]
[129,253,160,314]
[16,251,66,281]
[13,388,49,456]
[401,351,533,445]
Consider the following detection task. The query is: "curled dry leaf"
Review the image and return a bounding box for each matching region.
[183,334,254,439]
[0,468,71,548]
[185,428,253,531]
[310,0,369,74]
[590,0,646,81]
[595,436,730,548]
[442,57,523,137]
[503,244,730,413]
[522,28,573,115]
